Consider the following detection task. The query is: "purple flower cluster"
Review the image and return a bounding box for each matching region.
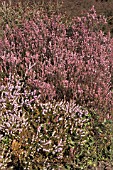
[0,5,113,169]
[1,6,113,118]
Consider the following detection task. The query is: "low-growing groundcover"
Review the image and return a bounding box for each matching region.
[0,1,113,169]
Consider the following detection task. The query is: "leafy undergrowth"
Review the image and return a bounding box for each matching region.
[0,93,113,169]
[0,75,113,169]
[0,1,113,169]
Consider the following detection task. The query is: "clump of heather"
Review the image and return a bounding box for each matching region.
[0,0,64,39]
[0,6,113,118]
[1,92,113,169]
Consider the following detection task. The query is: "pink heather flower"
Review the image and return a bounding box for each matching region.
[1,6,113,118]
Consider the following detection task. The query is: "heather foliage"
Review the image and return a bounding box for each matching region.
[0,2,113,169]
[0,82,113,169]
[1,6,113,118]
[0,0,64,38]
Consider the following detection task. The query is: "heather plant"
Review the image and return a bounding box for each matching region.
[1,6,113,119]
[1,82,113,169]
[1,4,113,169]
[0,0,64,38]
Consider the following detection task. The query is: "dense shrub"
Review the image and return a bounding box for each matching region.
[0,3,113,169]
[1,6,113,119]
[0,0,64,39]
[0,79,113,169]
[1,0,113,37]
